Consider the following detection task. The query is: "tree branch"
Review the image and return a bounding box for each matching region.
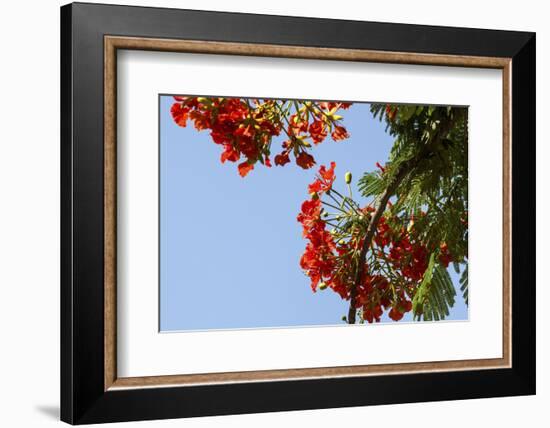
[347,162,413,324]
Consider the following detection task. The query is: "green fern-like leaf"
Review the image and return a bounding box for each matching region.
[459,264,468,305]
[358,171,386,198]
[412,253,436,320]
[413,254,457,321]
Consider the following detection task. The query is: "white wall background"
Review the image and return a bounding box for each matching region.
[0,1,545,426]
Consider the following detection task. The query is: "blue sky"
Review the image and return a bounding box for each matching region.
[159,95,468,331]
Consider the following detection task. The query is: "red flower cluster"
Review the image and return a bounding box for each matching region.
[360,277,412,323]
[383,222,430,282]
[271,101,351,170]
[297,163,365,301]
[171,96,280,177]
[170,96,351,176]
[297,162,338,291]
[297,164,400,321]
[297,163,459,323]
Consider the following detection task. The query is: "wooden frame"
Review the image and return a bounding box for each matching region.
[104,36,513,390]
[62,2,535,424]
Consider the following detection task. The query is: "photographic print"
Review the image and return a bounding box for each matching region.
[160,95,468,331]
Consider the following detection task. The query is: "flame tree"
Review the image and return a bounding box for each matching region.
[171,96,468,324]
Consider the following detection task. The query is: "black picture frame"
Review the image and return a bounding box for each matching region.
[61,2,535,424]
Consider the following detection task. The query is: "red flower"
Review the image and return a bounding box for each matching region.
[170,103,190,127]
[331,125,349,141]
[297,199,322,235]
[189,110,211,131]
[288,113,308,134]
[234,124,255,139]
[388,298,413,321]
[401,300,413,312]
[274,151,291,166]
[309,119,328,144]
[220,144,240,163]
[237,162,254,177]
[210,131,231,145]
[363,305,383,323]
[308,162,336,194]
[296,152,316,169]
[319,101,352,111]
[389,307,405,321]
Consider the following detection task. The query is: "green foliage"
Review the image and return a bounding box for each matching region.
[358,171,385,200]
[367,103,469,317]
[413,254,457,321]
[459,265,468,305]
[412,253,436,318]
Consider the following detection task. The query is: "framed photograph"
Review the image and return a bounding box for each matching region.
[60,2,535,424]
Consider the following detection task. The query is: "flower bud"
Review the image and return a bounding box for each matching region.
[310,192,319,200]
[319,282,328,290]
[345,171,352,184]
